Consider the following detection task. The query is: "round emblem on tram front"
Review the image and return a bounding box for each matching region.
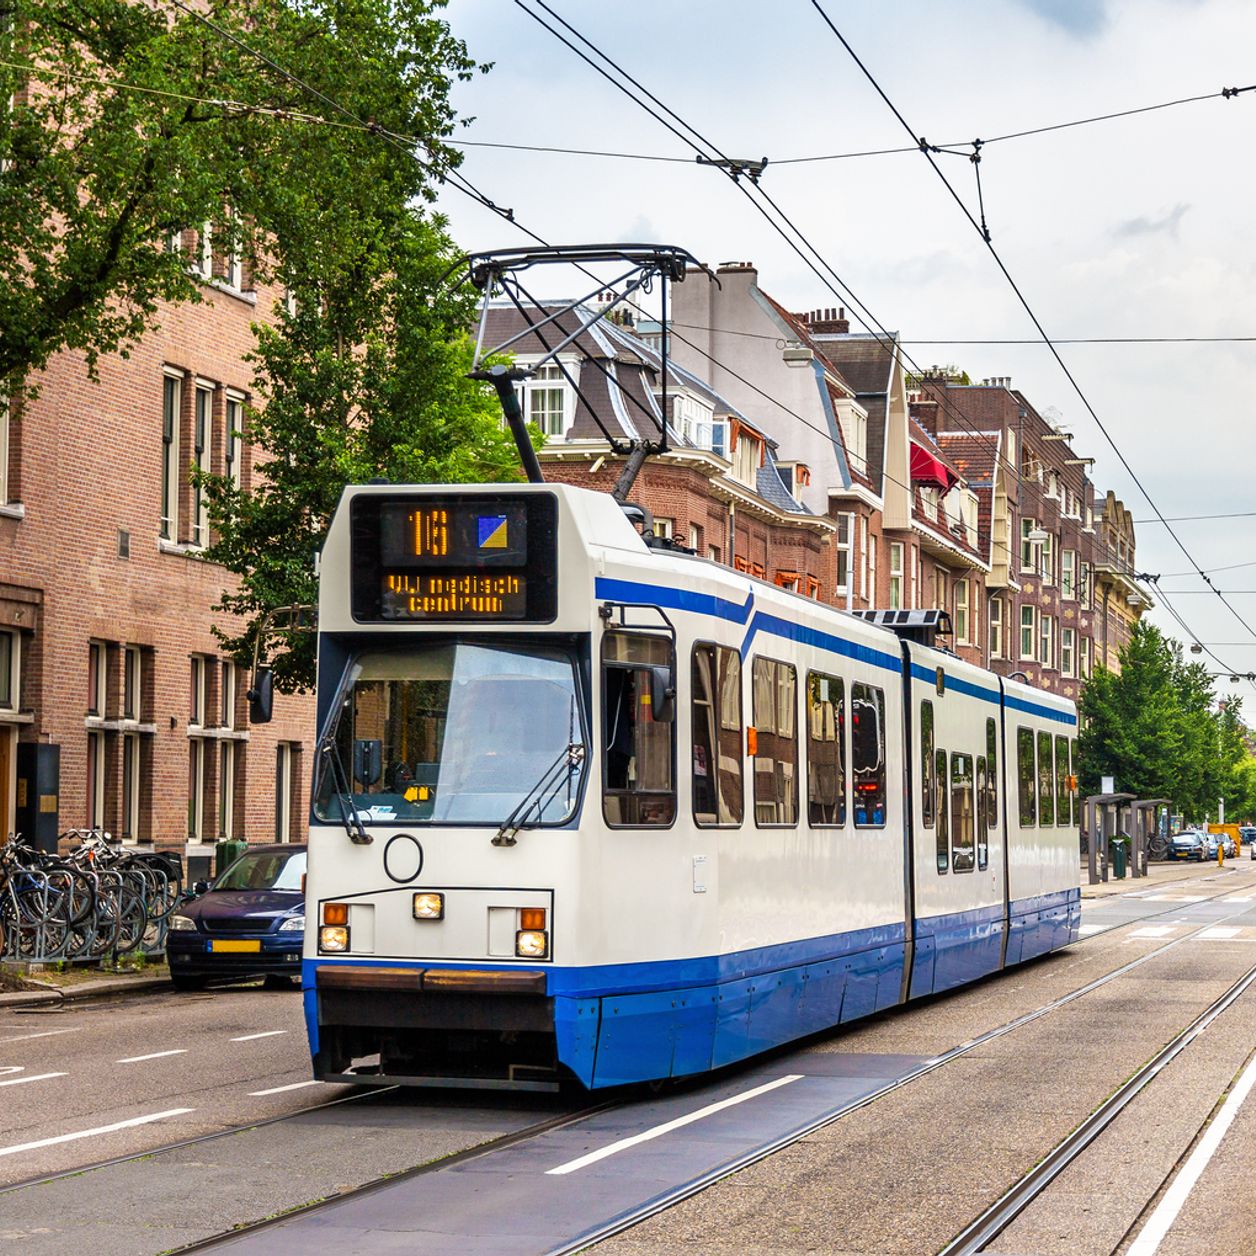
[383,834,424,884]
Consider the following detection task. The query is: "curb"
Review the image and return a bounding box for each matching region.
[0,974,172,1009]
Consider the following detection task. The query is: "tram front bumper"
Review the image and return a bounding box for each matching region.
[311,964,562,1089]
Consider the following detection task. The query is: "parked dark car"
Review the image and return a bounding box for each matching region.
[1239,826,1256,847]
[1167,831,1206,861]
[166,844,306,991]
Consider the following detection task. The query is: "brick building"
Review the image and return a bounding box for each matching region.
[0,229,313,862]
[481,300,836,593]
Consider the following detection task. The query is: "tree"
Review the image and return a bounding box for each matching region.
[200,212,525,692]
[1077,621,1236,822]
[0,0,479,387]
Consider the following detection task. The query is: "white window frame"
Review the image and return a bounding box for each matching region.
[220,659,236,730]
[835,513,852,601]
[1081,634,1092,678]
[224,392,245,492]
[688,523,700,551]
[988,595,1003,660]
[189,655,207,728]
[1040,531,1055,584]
[733,430,760,486]
[1020,604,1036,661]
[196,220,213,278]
[188,737,206,840]
[653,517,674,541]
[1040,614,1055,669]
[955,579,970,644]
[1020,518,1035,572]
[888,541,904,610]
[219,741,236,839]
[276,743,296,842]
[86,730,106,829]
[867,534,877,607]
[88,640,107,716]
[191,382,214,547]
[121,732,141,840]
[519,363,572,438]
[161,370,183,540]
[0,391,9,506]
[1061,626,1076,677]
[123,645,141,721]
[1062,549,1077,599]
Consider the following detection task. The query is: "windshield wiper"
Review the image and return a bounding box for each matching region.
[492,742,586,847]
[318,733,372,845]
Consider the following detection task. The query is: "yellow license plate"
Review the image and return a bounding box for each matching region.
[210,939,262,953]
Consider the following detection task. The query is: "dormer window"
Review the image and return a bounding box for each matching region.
[732,426,762,487]
[518,363,572,438]
[835,399,868,477]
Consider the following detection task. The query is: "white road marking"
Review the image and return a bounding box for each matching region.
[230,1030,289,1042]
[1127,1050,1256,1255]
[546,1074,805,1176]
[1145,895,1207,903]
[0,1108,194,1159]
[0,1028,82,1046]
[116,1050,187,1064]
[0,1071,67,1088]
[248,1080,323,1096]
[1196,926,1241,940]
[1078,924,1105,935]
[1129,926,1176,939]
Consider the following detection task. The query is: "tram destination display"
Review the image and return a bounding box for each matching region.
[350,492,558,622]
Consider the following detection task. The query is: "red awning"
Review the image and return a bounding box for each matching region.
[910,441,959,492]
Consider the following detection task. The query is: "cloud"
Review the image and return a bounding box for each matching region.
[1015,0,1108,36]
[1114,203,1191,239]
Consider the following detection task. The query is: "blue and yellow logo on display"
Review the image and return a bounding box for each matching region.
[477,515,509,550]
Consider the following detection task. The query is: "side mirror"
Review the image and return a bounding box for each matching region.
[648,665,676,723]
[247,668,274,724]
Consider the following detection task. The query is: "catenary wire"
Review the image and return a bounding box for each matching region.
[155,0,1220,670]
[807,0,1256,656]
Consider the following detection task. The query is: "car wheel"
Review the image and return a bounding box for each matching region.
[170,973,208,992]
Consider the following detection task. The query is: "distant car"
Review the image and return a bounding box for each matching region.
[166,844,306,992]
[1168,831,1206,861]
[1200,832,1237,859]
[1239,826,1256,847]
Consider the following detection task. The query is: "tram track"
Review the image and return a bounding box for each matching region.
[165,872,1256,1255]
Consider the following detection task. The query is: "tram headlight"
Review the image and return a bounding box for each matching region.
[319,925,350,953]
[412,892,445,920]
[516,930,549,959]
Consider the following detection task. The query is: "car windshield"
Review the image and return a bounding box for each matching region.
[314,642,586,827]
[215,850,306,892]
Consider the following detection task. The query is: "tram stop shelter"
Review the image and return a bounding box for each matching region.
[1084,792,1137,883]
[1131,799,1172,878]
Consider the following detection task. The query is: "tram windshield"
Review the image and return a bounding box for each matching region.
[314,642,586,827]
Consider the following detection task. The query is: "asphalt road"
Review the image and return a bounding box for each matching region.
[3,860,1255,1254]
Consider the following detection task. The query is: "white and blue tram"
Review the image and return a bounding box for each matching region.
[304,482,1079,1090]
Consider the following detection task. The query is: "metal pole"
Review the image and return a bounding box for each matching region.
[476,365,544,484]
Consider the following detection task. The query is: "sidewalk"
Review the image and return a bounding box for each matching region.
[1080,853,1250,899]
[0,961,171,1008]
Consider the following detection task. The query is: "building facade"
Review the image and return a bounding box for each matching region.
[0,229,313,862]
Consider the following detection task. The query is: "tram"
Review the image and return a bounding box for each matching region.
[302,481,1079,1090]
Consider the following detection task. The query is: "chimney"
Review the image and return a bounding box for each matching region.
[803,306,850,334]
[716,261,758,276]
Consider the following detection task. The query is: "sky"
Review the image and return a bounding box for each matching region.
[434,0,1256,701]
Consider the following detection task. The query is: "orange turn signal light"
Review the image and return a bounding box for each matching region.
[323,902,349,926]
[520,908,546,931]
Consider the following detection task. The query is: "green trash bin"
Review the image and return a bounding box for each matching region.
[214,839,248,877]
[1109,839,1128,879]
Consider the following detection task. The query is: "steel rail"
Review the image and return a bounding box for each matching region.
[542,882,1256,1255]
[937,959,1256,1256]
[169,1095,625,1254]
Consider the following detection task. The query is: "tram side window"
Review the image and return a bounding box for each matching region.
[603,633,676,827]
[1037,729,1055,826]
[806,672,846,826]
[935,748,949,872]
[920,700,935,828]
[1017,728,1036,826]
[1070,738,1079,825]
[976,756,989,869]
[986,718,998,830]
[753,657,798,826]
[1055,734,1071,826]
[691,644,743,826]
[952,752,975,872]
[852,683,887,827]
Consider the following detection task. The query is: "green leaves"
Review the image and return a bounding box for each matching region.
[1,0,477,386]
[1078,621,1243,822]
